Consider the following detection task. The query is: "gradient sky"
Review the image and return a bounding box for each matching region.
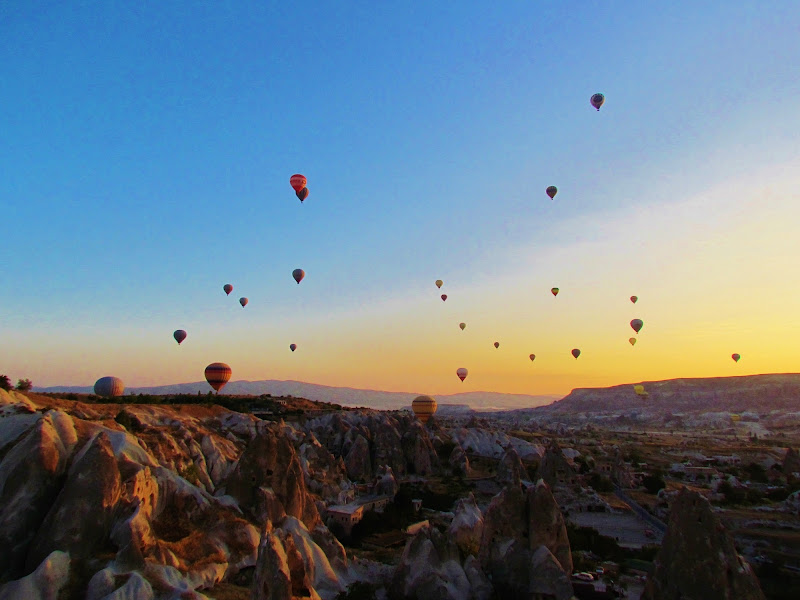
[2,2,799,396]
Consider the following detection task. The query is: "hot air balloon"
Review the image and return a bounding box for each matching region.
[412,395,437,424]
[290,174,307,192]
[529,354,536,361]
[630,319,643,334]
[551,288,559,297]
[441,294,447,301]
[546,186,558,199]
[290,343,297,352]
[731,414,741,422]
[205,363,232,392]
[456,367,468,382]
[630,295,638,304]
[634,385,649,399]
[494,342,500,349]
[94,376,125,398]
[435,280,443,289]
[296,187,309,202]
[732,353,741,363]
[173,330,187,345]
[223,284,233,295]
[239,297,248,308]
[629,337,637,346]
[293,269,305,284]
[571,348,581,359]
[590,93,605,111]
[459,322,466,331]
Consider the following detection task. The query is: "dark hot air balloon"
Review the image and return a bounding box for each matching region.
[296,187,309,202]
[293,269,305,284]
[290,174,307,192]
[173,330,187,345]
[494,342,500,349]
[205,363,232,392]
[94,376,125,398]
[630,319,643,334]
[546,186,558,199]
[459,322,466,331]
[412,395,437,424]
[223,284,233,295]
[239,297,248,307]
[529,354,536,361]
[590,93,605,110]
[441,294,447,301]
[290,343,297,352]
[732,353,741,363]
[571,348,581,359]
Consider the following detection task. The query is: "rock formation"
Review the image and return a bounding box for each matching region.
[496,446,526,485]
[642,488,766,600]
[783,447,800,479]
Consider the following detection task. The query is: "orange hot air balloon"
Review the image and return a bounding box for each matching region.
[223,284,233,295]
[296,187,309,202]
[630,295,638,304]
[630,319,644,334]
[290,343,297,352]
[456,367,468,381]
[412,395,437,424]
[441,294,447,301]
[732,353,741,363]
[239,297,248,308]
[173,330,187,345]
[571,348,581,359]
[546,186,557,199]
[494,342,500,349]
[293,269,305,284]
[629,337,637,346]
[205,362,232,392]
[551,288,559,297]
[94,376,125,398]
[435,280,443,289]
[529,354,536,361]
[290,174,307,193]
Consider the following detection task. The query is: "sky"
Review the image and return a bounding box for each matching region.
[2,1,800,397]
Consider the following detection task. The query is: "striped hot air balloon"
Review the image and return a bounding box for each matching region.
[412,395,437,424]
[94,376,125,398]
[290,174,307,192]
[456,367,468,381]
[205,363,232,392]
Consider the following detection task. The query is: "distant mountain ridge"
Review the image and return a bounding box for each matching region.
[36,379,560,411]
[537,373,800,415]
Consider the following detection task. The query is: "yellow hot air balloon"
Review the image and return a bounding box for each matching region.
[435,280,443,289]
[731,414,741,422]
[412,395,437,424]
[634,385,645,395]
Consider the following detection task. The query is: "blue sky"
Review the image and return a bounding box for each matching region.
[2,2,799,393]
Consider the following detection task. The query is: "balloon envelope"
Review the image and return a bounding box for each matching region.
[630,295,638,304]
[529,354,536,361]
[546,186,558,199]
[459,322,466,330]
[456,367,468,382]
[290,174,307,192]
[205,363,232,392]
[290,344,297,352]
[630,319,644,334]
[551,288,559,297]
[732,353,741,362]
[174,330,187,345]
[634,385,645,395]
[293,269,305,284]
[494,342,500,349]
[94,376,125,398]
[571,348,581,359]
[239,297,248,307]
[441,294,447,301]
[590,93,605,110]
[629,337,637,346]
[296,187,309,202]
[412,395,437,424]
[435,280,443,289]
[223,284,233,295]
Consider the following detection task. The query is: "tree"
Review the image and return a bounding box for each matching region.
[16,378,33,392]
[0,375,11,391]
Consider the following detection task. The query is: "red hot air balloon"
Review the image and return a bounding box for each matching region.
[732,353,741,363]
[290,343,297,352]
[494,342,500,349]
[630,295,638,304]
[529,354,536,361]
[630,319,644,334]
[205,363,232,392]
[239,297,248,307]
[173,330,187,345]
[551,287,559,297]
[456,367,468,381]
[224,284,233,295]
[441,294,447,301]
[290,174,307,193]
[571,348,581,359]
[296,187,309,202]
[546,186,558,199]
[293,269,305,284]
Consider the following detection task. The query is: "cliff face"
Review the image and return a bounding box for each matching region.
[642,488,766,600]
[0,392,347,599]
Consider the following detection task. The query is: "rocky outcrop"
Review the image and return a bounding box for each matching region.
[642,488,766,600]
[527,480,572,573]
[0,550,71,600]
[784,447,800,478]
[537,441,576,488]
[344,435,372,481]
[497,446,525,485]
[448,442,471,477]
[448,493,483,558]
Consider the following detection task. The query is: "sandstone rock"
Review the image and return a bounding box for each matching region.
[463,555,493,600]
[642,488,766,600]
[537,440,575,488]
[401,423,438,476]
[97,571,154,600]
[497,446,525,485]
[344,434,371,481]
[448,493,483,558]
[0,550,70,600]
[784,447,800,478]
[527,479,572,573]
[374,466,398,497]
[252,528,320,600]
[448,442,470,477]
